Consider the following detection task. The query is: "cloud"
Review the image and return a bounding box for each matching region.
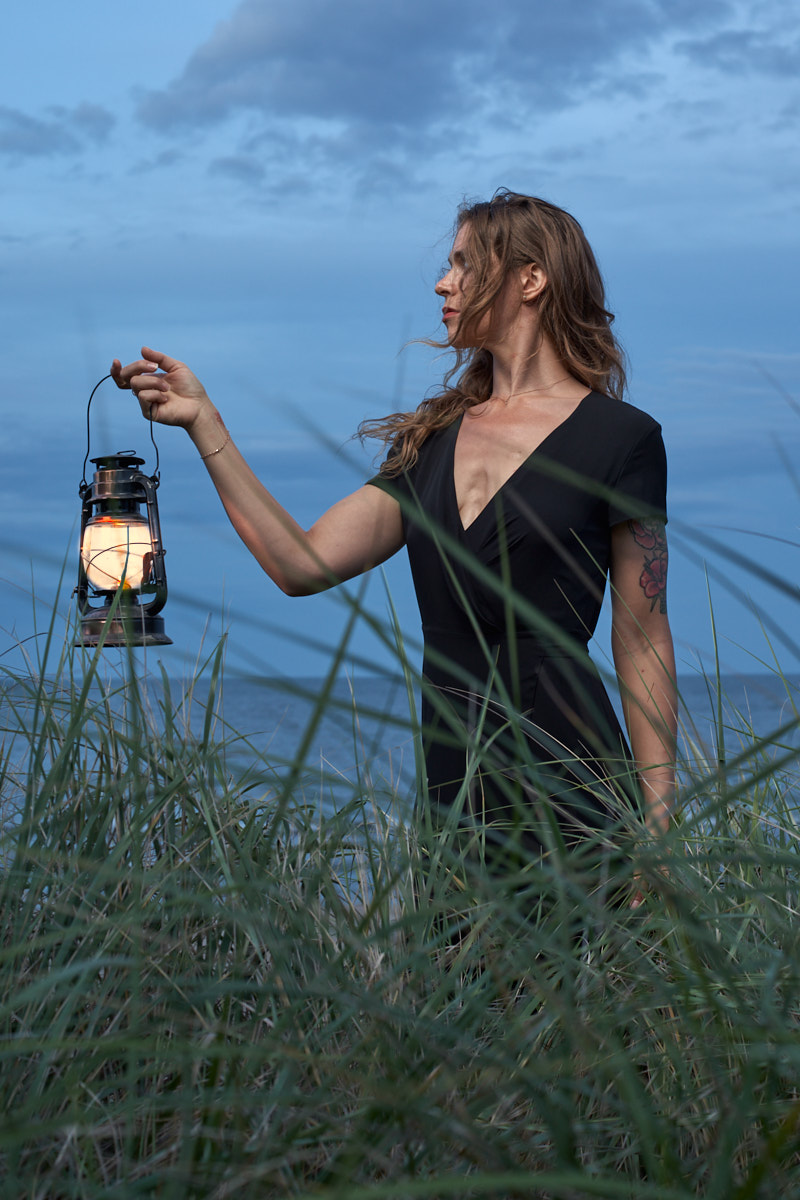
[131,147,187,174]
[678,28,800,75]
[0,106,80,159]
[209,154,266,185]
[58,102,116,144]
[0,102,116,161]
[137,0,450,130]
[129,0,763,202]
[135,0,735,136]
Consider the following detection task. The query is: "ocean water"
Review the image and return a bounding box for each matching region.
[207,673,421,802]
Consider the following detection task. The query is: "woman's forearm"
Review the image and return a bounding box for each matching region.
[612,629,678,836]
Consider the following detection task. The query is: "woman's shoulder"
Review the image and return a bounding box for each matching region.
[387,418,458,473]
[367,417,456,492]
[583,391,662,440]
[585,390,661,427]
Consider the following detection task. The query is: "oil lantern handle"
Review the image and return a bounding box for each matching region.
[80,373,161,491]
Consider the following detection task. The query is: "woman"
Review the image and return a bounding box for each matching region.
[112,190,676,895]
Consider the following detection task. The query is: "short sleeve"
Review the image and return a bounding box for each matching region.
[607,424,668,526]
[365,466,412,501]
[365,440,415,503]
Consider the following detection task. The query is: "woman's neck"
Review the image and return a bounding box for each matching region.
[488,338,584,405]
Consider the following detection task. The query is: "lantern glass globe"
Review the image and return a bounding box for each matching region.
[81,514,153,592]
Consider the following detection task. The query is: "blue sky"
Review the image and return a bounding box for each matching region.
[2,0,799,685]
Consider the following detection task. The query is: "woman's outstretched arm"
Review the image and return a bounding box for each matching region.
[112,348,404,596]
[609,517,678,840]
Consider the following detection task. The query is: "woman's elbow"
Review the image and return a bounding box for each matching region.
[273,568,335,597]
[612,619,674,667]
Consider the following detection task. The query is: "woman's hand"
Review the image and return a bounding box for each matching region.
[111,346,214,431]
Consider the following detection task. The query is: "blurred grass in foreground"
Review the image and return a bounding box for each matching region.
[0,604,799,1200]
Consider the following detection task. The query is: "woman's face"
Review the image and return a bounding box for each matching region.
[435,222,523,349]
[435,223,481,347]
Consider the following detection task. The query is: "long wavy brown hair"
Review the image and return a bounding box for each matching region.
[359,189,627,476]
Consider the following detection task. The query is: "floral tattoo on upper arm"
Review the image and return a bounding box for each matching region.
[629,519,668,613]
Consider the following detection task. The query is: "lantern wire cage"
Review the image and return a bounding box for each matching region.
[74,373,173,648]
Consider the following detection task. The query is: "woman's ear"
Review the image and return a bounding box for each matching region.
[520,263,547,303]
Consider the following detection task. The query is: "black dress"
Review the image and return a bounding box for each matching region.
[368,391,667,857]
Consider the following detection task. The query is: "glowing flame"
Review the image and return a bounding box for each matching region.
[81,515,153,591]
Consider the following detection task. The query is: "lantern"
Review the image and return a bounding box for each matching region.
[75,377,172,647]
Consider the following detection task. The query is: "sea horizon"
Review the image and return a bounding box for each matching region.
[7,668,797,805]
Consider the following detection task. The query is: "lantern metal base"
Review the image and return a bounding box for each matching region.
[76,609,173,648]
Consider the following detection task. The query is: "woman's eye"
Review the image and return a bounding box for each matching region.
[438,258,472,280]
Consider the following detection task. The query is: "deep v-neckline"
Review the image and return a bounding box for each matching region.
[451,392,592,533]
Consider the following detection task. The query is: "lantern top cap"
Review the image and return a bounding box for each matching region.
[91,452,146,470]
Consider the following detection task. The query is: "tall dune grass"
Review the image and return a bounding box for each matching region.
[1,592,799,1199]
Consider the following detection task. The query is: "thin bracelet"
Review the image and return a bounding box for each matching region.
[199,429,232,459]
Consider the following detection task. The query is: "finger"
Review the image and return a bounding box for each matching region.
[130,370,168,392]
[112,357,160,389]
[134,391,169,415]
[133,388,170,417]
[137,392,168,420]
[141,346,181,373]
[110,358,130,389]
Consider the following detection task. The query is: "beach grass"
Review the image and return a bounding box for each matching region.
[1,605,799,1199]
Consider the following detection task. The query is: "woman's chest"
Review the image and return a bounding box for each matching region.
[453,417,537,529]
[453,403,587,531]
